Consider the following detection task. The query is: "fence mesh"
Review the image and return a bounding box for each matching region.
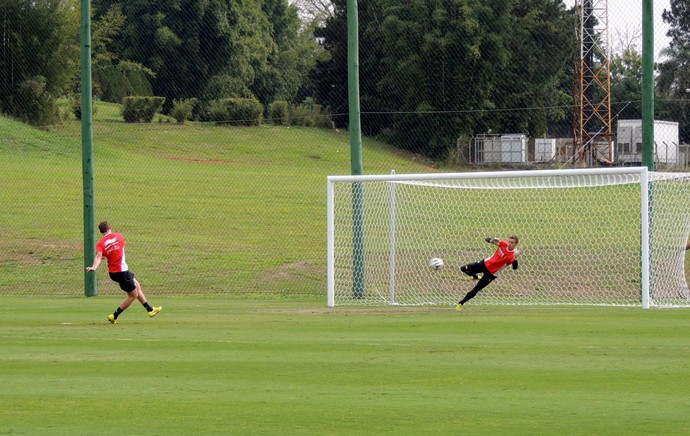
[1,0,689,297]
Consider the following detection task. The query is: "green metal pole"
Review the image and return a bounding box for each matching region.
[641,0,654,171]
[348,0,366,298]
[347,0,363,175]
[81,0,96,297]
[641,0,655,302]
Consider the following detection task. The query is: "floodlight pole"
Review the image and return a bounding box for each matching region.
[641,0,654,171]
[81,0,97,297]
[348,0,366,299]
[641,0,655,307]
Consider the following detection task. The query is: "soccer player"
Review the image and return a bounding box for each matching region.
[86,221,162,324]
[456,235,519,310]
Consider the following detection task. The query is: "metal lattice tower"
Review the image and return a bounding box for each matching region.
[573,0,613,165]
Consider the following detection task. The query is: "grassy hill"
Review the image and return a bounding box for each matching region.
[0,104,437,297]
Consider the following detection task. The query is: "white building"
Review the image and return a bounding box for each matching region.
[616,119,680,166]
[471,134,526,164]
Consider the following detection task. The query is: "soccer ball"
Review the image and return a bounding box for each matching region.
[429,257,444,270]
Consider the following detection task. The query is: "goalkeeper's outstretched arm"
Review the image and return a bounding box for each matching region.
[485,237,499,246]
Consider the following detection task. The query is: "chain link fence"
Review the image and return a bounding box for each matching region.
[1,0,688,297]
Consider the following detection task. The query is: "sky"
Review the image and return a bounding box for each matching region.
[565,0,672,60]
[611,0,671,58]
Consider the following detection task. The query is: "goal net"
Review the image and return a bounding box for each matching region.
[327,168,690,308]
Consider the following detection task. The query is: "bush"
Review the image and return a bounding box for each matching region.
[289,104,313,127]
[70,94,98,120]
[203,74,255,102]
[289,99,333,129]
[121,96,165,123]
[207,98,263,126]
[13,76,58,126]
[312,104,334,129]
[170,98,198,124]
[268,100,289,126]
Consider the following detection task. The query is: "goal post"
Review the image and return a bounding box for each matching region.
[327,167,690,308]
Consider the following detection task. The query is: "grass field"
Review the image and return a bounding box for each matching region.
[2,105,690,434]
[2,296,690,435]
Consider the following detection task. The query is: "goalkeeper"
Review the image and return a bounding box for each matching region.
[456,235,519,310]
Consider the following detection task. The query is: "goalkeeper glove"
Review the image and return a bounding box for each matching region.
[512,260,519,270]
[485,237,493,243]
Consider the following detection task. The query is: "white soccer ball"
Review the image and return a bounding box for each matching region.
[429,257,444,270]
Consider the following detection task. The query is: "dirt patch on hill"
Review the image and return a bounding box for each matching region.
[258,260,325,284]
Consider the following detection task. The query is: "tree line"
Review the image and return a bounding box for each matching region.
[1,0,689,156]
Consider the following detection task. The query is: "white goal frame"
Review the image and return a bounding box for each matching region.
[327,167,690,308]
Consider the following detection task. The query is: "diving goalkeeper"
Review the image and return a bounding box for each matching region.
[456,235,519,310]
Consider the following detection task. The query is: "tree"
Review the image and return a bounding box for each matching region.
[0,0,80,124]
[662,0,690,48]
[93,0,237,108]
[312,0,388,134]
[374,0,515,156]
[314,0,576,157]
[290,0,334,28]
[252,0,324,105]
[311,0,349,127]
[92,0,320,111]
[657,0,690,143]
[492,0,574,137]
[610,46,643,121]
[91,4,155,102]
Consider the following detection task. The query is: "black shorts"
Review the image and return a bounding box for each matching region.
[462,260,495,279]
[109,271,137,293]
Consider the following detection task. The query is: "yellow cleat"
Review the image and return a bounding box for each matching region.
[148,306,162,318]
[107,314,117,324]
[455,303,463,311]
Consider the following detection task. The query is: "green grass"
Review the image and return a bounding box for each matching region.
[0,104,690,435]
[2,105,690,434]
[0,106,436,296]
[2,297,690,435]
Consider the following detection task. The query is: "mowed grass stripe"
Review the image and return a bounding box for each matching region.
[2,297,690,434]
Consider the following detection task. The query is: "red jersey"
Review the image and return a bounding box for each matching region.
[96,232,129,273]
[484,239,515,275]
